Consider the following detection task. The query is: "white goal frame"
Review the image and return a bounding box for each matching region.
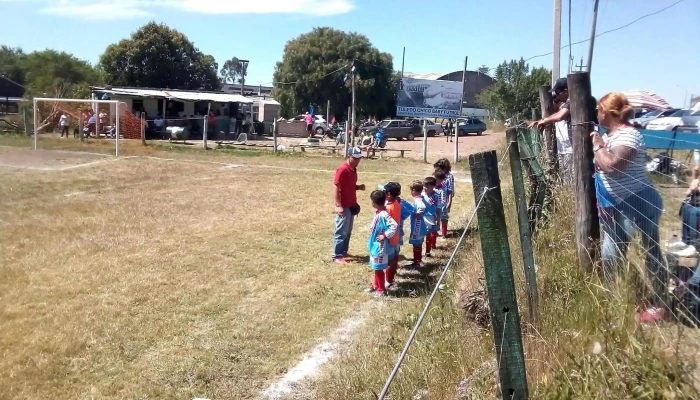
[33,98,122,156]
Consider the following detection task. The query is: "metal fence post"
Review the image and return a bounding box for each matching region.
[469,150,529,400]
[422,119,428,163]
[273,118,278,153]
[539,85,559,175]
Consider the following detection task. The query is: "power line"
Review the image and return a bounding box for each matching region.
[259,63,351,86]
[525,0,686,63]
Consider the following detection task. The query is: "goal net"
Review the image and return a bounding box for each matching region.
[33,98,144,156]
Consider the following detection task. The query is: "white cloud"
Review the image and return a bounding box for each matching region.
[10,0,354,20]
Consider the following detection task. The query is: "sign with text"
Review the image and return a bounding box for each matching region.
[396,78,464,118]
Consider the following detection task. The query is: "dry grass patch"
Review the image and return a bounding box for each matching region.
[0,151,468,399]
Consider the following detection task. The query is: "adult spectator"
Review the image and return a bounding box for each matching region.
[58,113,70,138]
[591,92,666,323]
[445,119,454,143]
[528,77,570,135]
[304,112,314,138]
[332,147,366,264]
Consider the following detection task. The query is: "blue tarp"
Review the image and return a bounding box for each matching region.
[640,129,700,150]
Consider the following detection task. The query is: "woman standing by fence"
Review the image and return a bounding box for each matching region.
[591,92,667,323]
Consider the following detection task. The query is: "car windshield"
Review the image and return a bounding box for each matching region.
[670,110,690,117]
[641,111,661,118]
[378,120,392,128]
[659,109,677,117]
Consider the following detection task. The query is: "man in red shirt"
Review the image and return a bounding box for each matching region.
[333,147,366,264]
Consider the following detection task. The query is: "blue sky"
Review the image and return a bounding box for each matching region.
[1,0,698,107]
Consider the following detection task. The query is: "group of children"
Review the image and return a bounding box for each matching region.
[365,158,455,297]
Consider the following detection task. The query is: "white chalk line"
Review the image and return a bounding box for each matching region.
[260,302,382,400]
[0,157,118,171]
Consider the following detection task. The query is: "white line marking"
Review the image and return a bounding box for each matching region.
[260,303,380,400]
[64,191,85,197]
[0,158,116,171]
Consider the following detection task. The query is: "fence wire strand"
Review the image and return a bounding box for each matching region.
[376,185,493,400]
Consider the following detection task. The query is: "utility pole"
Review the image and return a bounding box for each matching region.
[351,63,356,146]
[326,99,331,137]
[455,56,468,163]
[240,60,250,95]
[576,57,586,72]
[401,47,406,78]
[586,0,600,73]
[553,0,562,85]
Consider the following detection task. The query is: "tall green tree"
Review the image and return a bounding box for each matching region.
[0,46,27,85]
[220,57,246,85]
[476,58,550,122]
[99,22,220,91]
[272,27,397,119]
[477,65,490,76]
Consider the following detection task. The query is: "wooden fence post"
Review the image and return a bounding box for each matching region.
[539,86,558,175]
[517,129,547,230]
[469,150,529,400]
[568,72,600,272]
[507,128,539,325]
[141,112,146,146]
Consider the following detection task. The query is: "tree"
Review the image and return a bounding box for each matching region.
[0,46,27,85]
[476,58,550,122]
[22,50,100,98]
[99,22,220,91]
[272,27,397,119]
[220,57,247,84]
[477,65,490,76]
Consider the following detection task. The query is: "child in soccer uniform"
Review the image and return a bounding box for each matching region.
[433,169,449,239]
[381,183,402,287]
[408,181,427,265]
[422,177,441,257]
[434,158,455,237]
[366,190,398,297]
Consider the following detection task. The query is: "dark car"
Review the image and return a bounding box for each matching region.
[456,117,487,136]
[361,119,421,141]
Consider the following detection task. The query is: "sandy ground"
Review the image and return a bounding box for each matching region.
[0,146,109,170]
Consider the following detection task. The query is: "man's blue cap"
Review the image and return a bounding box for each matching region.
[347,146,364,158]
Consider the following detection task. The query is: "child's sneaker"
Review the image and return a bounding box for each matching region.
[425,253,433,258]
[374,291,387,297]
[364,286,377,293]
[385,281,393,289]
[333,257,349,264]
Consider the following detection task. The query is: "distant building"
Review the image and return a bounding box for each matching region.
[405,71,495,116]
[0,75,25,114]
[222,83,274,98]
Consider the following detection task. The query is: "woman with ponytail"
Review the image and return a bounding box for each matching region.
[591,92,667,323]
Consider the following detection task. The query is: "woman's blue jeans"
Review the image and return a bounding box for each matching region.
[600,185,666,306]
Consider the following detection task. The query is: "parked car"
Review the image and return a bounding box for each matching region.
[631,108,680,128]
[361,119,421,141]
[407,119,444,136]
[290,114,329,136]
[646,109,700,131]
[456,117,487,136]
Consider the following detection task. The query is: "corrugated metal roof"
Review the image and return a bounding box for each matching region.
[92,87,254,104]
[404,73,449,80]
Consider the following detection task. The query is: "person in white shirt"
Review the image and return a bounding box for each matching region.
[58,113,70,138]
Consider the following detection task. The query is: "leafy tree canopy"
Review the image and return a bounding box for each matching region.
[99,22,219,91]
[477,65,490,75]
[0,46,99,98]
[476,58,550,122]
[272,27,397,120]
[220,57,247,85]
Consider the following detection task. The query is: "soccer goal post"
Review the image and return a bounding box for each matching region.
[33,98,124,156]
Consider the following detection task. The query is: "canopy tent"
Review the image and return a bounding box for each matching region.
[91,87,254,104]
[622,89,671,111]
